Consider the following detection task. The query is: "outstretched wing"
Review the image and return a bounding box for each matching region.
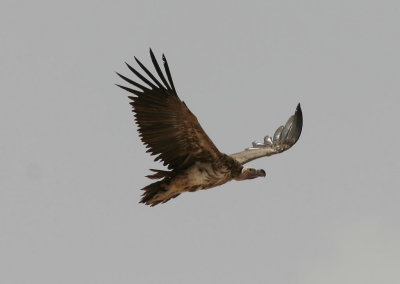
[116,49,221,170]
[230,104,303,165]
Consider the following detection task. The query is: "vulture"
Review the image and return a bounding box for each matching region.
[116,49,303,206]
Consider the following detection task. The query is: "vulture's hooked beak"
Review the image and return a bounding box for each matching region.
[235,167,266,180]
[257,169,266,178]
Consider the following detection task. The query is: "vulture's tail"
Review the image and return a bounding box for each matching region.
[140,180,180,206]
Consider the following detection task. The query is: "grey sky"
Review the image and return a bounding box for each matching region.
[1,0,399,283]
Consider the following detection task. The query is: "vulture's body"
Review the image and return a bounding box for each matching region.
[143,155,243,205]
[117,49,303,206]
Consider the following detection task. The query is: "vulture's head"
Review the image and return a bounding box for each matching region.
[235,167,266,181]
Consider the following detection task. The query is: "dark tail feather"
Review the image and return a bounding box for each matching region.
[140,180,180,206]
[140,180,164,206]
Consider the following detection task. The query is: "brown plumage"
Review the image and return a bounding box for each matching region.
[116,49,303,206]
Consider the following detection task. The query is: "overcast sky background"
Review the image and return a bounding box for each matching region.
[1,0,399,283]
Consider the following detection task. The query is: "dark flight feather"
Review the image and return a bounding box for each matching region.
[162,54,176,92]
[149,49,172,91]
[134,56,165,90]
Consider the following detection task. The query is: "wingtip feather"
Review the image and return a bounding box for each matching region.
[296,103,302,114]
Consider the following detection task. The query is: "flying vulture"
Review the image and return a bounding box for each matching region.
[116,49,303,206]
